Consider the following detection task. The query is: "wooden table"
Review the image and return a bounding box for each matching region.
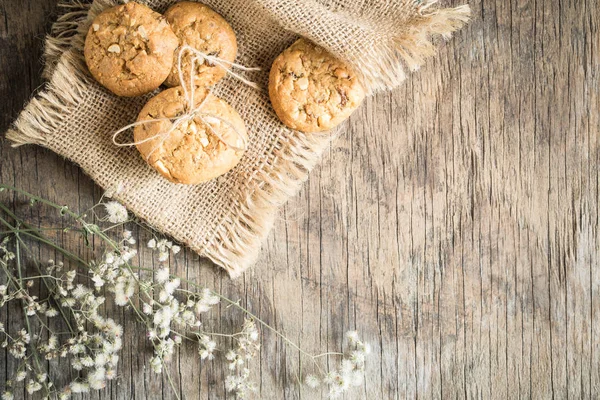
[1,0,599,398]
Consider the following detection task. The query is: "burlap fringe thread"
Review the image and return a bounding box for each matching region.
[6,0,470,277]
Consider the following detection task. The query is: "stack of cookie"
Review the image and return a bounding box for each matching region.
[84,1,365,185]
[85,1,246,185]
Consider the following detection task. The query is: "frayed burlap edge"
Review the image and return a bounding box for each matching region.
[6,51,88,147]
[361,3,471,92]
[43,1,92,79]
[395,4,471,72]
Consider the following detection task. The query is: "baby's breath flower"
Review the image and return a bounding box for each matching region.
[15,370,27,382]
[142,303,153,314]
[150,356,162,374]
[45,308,59,317]
[225,376,237,392]
[121,248,137,262]
[26,380,43,394]
[164,279,180,295]
[360,342,371,355]
[114,290,128,306]
[103,319,123,337]
[155,267,170,284]
[88,368,106,389]
[155,289,167,303]
[106,368,116,380]
[147,239,157,249]
[305,374,320,388]
[61,297,76,308]
[72,358,83,371]
[105,252,115,264]
[104,202,128,224]
[19,329,30,344]
[48,335,58,349]
[58,388,71,400]
[346,331,359,343]
[92,274,105,288]
[202,288,220,305]
[69,343,85,355]
[70,381,90,393]
[1,391,14,400]
[225,320,259,398]
[305,331,370,398]
[72,284,91,299]
[95,353,108,367]
[171,245,181,254]
[81,356,95,367]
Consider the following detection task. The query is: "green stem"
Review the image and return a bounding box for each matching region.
[163,361,181,400]
[0,227,76,235]
[0,213,74,333]
[15,240,53,394]
[0,203,88,267]
[0,184,83,221]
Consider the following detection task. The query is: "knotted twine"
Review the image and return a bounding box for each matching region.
[112,45,260,157]
[6,0,470,277]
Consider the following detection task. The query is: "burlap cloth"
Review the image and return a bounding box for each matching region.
[6,0,469,277]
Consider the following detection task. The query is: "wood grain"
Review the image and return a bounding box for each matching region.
[1,0,599,398]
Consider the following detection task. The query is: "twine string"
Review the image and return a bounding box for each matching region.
[112,46,260,157]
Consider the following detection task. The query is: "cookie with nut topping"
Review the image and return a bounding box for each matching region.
[163,2,238,88]
[84,2,179,97]
[269,39,365,133]
[133,86,247,185]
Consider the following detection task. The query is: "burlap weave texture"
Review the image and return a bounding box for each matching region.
[7,0,469,277]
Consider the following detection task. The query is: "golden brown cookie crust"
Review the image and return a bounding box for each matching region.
[134,86,247,185]
[84,2,179,97]
[269,39,365,133]
[164,2,237,88]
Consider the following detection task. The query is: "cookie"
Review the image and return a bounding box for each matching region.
[84,2,179,97]
[134,86,247,185]
[163,2,237,87]
[269,39,365,133]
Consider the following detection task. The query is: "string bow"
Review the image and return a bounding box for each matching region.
[112,45,261,158]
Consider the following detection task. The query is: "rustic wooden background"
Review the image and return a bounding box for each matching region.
[1,0,599,398]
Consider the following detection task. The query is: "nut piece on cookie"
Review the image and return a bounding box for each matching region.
[269,39,366,133]
[164,1,238,88]
[134,87,247,185]
[84,2,179,97]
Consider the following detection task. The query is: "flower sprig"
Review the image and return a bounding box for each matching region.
[0,183,370,399]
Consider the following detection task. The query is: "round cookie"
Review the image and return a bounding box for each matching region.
[269,39,365,133]
[164,2,237,87]
[134,87,247,185]
[84,2,179,97]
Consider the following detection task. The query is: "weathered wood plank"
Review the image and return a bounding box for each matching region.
[1,0,599,398]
